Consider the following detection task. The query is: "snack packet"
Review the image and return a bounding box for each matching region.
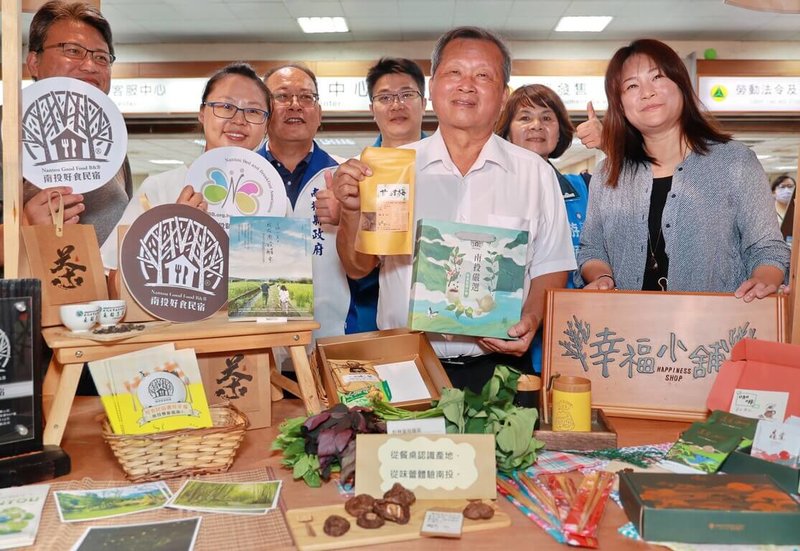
[356,146,415,255]
[328,359,391,407]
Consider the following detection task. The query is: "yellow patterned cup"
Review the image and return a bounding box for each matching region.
[552,376,591,432]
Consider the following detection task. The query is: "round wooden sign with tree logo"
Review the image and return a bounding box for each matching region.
[120,204,229,322]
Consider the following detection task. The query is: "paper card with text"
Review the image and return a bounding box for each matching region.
[751,420,800,467]
[386,417,447,436]
[731,389,789,421]
[420,509,464,538]
[354,434,496,499]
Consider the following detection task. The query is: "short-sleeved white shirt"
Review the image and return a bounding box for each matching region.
[377,130,577,358]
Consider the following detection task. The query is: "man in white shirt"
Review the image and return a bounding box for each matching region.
[333,27,576,391]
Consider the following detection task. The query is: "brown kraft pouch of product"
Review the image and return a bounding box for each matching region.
[356,146,415,255]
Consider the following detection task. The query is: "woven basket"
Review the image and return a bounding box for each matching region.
[101,404,248,483]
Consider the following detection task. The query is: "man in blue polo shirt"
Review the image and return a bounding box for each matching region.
[258,63,347,340]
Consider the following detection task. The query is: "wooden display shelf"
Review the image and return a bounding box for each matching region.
[41,313,320,446]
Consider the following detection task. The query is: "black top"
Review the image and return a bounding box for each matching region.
[642,175,672,291]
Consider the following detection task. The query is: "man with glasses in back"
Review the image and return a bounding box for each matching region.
[1,0,132,259]
[367,57,427,149]
[257,64,352,341]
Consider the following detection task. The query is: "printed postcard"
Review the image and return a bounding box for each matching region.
[228,216,313,320]
[55,482,172,523]
[168,480,281,514]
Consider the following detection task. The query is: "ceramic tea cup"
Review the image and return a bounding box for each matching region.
[59,304,100,332]
[90,300,127,327]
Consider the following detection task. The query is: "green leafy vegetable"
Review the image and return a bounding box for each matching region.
[271,403,385,487]
[370,365,544,473]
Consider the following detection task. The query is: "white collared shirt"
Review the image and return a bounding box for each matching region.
[377,130,576,357]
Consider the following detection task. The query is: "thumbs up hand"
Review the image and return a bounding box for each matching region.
[576,101,604,151]
[316,169,342,226]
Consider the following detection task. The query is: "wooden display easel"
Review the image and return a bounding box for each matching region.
[41,314,321,446]
[2,0,24,277]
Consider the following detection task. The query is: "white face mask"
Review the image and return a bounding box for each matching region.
[775,186,794,205]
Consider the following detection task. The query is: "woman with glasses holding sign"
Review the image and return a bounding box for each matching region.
[101,62,269,269]
[576,39,789,301]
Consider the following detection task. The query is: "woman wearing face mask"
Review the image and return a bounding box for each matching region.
[577,39,789,301]
[101,62,269,269]
[771,174,796,241]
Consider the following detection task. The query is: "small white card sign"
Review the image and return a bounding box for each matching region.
[185,147,288,233]
[386,417,447,435]
[731,389,789,421]
[375,360,431,403]
[21,77,127,193]
[354,434,496,500]
[421,510,463,538]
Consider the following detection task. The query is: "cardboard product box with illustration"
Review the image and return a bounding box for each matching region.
[707,339,800,493]
[316,329,451,411]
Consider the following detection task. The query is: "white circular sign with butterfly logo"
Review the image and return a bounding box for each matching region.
[185,146,288,233]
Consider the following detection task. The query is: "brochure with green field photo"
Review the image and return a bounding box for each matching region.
[167,480,281,514]
[54,482,172,522]
[228,216,313,321]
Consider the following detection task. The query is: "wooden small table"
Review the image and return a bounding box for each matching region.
[41,314,320,446]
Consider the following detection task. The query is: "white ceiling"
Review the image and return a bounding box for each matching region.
[13,0,800,44]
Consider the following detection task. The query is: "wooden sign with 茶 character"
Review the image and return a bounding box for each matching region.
[542,289,784,421]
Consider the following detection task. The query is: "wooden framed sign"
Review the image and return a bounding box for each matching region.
[542,289,785,421]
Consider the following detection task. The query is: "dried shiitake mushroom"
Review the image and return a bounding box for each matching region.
[463,501,495,520]
[344,494,376,517]
[383,482,416,507]
[323,514,350,537]
[373,499,411,525]
[356,510,385,529]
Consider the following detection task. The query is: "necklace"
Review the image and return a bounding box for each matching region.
[647,227,663,271]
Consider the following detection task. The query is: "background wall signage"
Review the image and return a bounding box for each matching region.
[699,76,800,112]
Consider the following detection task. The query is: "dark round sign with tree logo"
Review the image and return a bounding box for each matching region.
[120,204,229,322]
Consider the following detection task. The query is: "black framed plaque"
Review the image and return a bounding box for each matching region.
[0,279,43,457]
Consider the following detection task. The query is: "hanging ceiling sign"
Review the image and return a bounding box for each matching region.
[6,75,607,114]
[509,76,608,111]
[21,77,127,193]
[699,76,800,112]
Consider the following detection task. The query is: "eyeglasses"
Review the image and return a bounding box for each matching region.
[271,92,319,108]
[371,90,423,106]
[203,101,269,124]
[40,42,115,66]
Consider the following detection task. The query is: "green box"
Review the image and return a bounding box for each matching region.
[619,472,800,545]
[720,446,800,495]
